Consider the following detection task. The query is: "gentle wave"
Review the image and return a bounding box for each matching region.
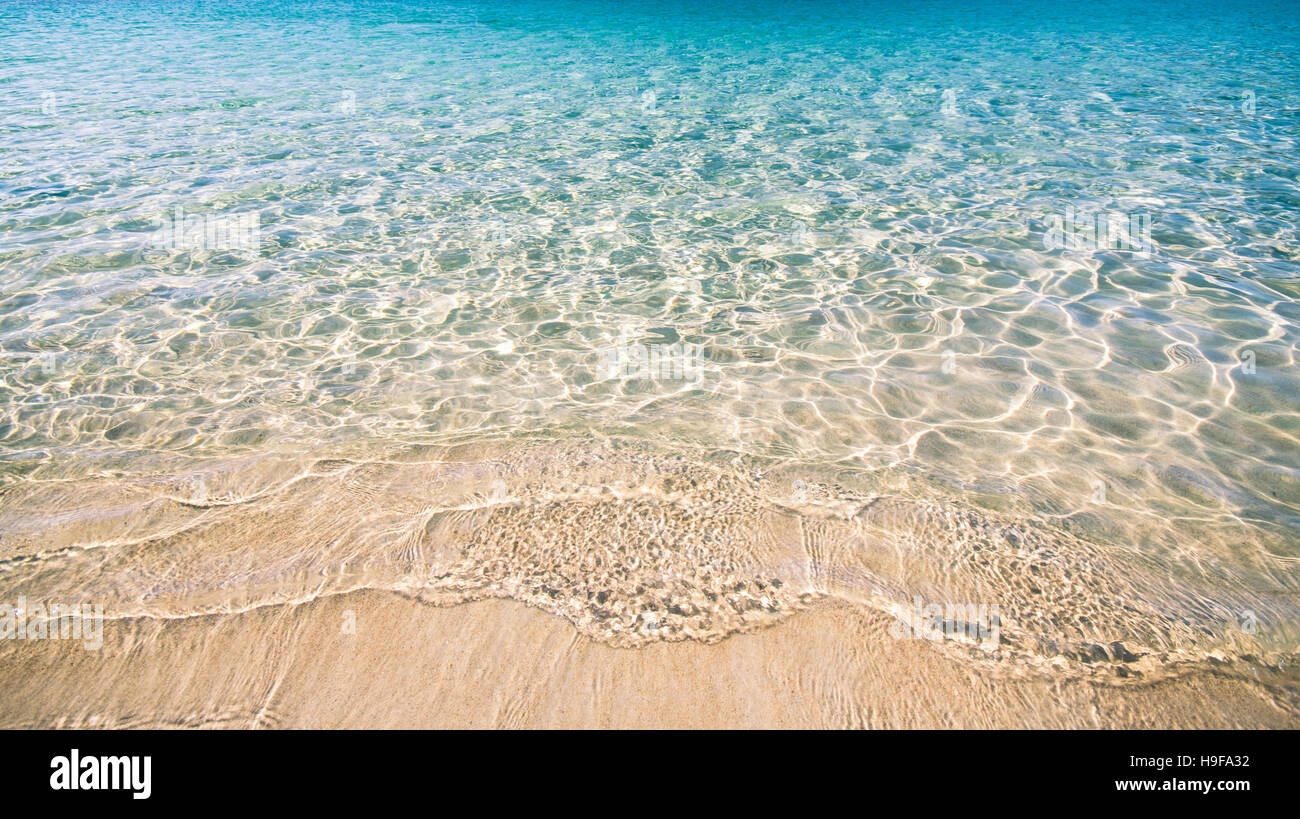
[2,437,1296,690]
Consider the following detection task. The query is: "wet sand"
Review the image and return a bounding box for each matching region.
[2,439,1297,729]
[3,591,1296,729]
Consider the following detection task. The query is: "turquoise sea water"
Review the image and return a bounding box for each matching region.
[2,1,1299,664]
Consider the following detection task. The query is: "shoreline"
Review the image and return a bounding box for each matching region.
[3,591,1296,729]
[1,437,1297,729]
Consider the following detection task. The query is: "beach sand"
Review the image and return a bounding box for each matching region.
[2,438,1296,729]
[3,591,1296,729]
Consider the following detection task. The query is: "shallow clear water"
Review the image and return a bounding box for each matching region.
[2,1,1299,673]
